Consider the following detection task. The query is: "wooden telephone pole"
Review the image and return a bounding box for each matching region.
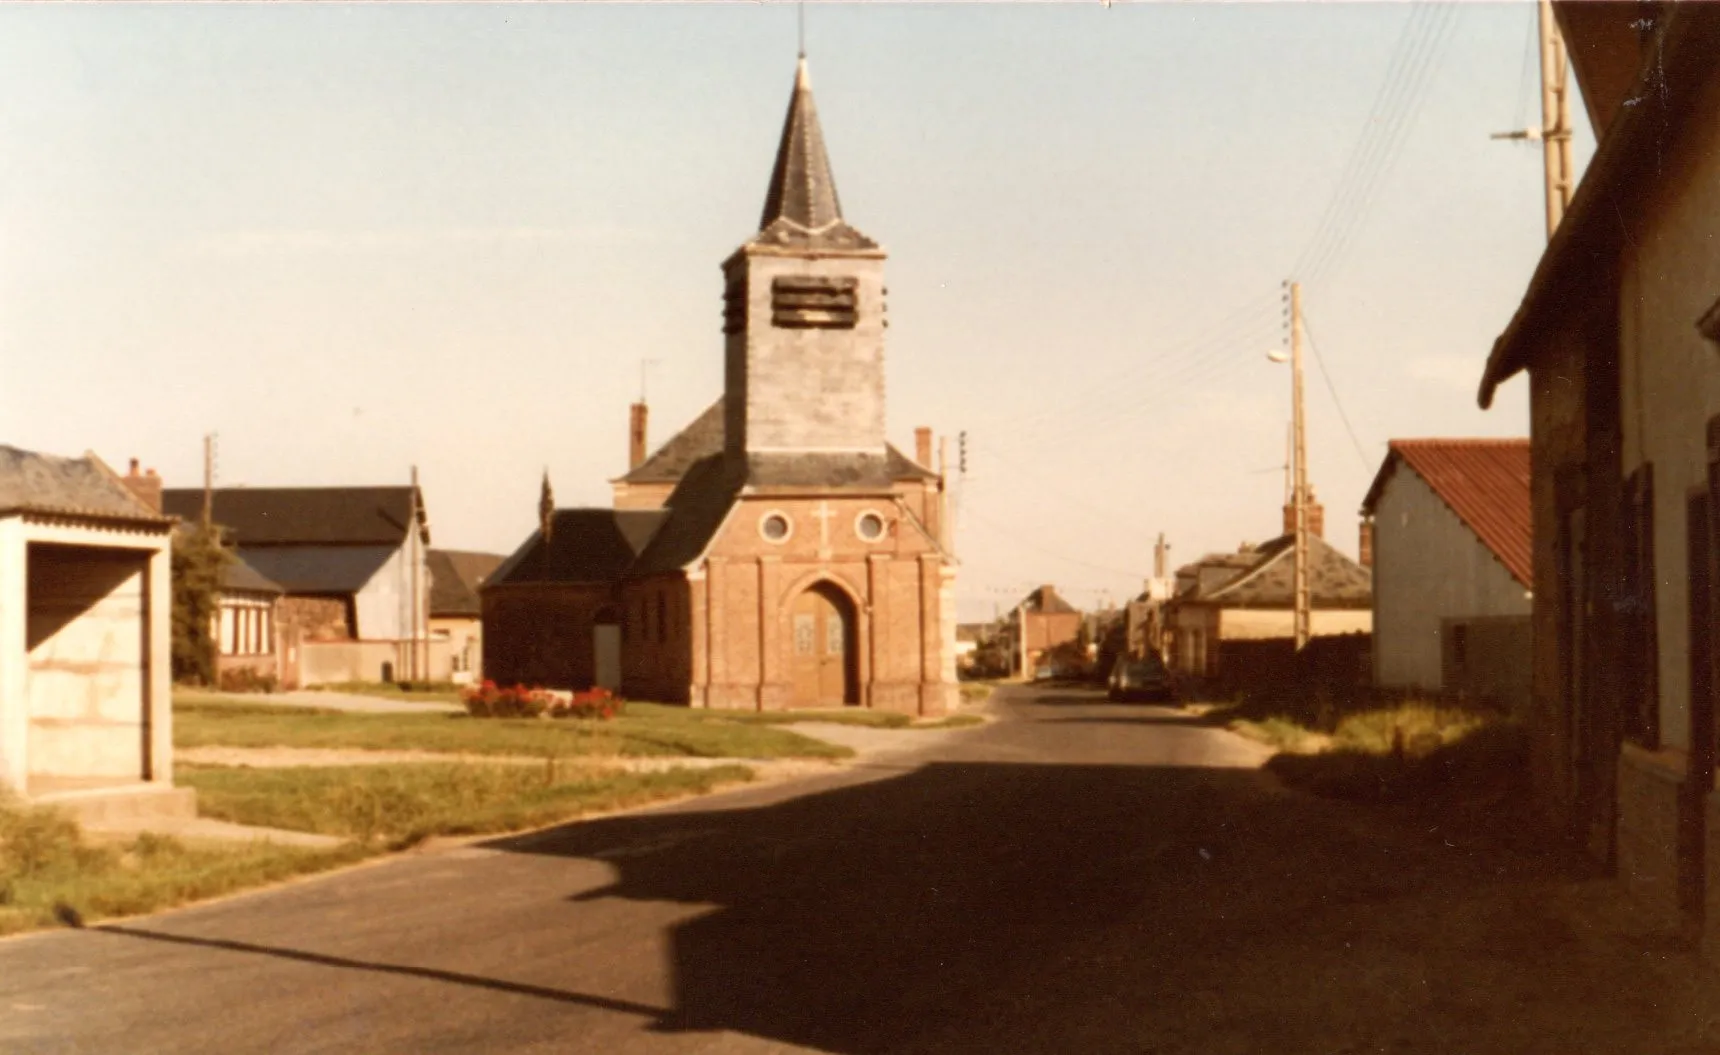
[1493,0,1574,239]
[1289,282,1311,651]
[1537,0,1575,237]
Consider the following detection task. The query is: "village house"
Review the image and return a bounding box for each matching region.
[161,484,431,687]
[1165,497,1372,684]
[1008,585,1082,677]
[1476,4,1720,936]
[484,57,960,715]
[427,549,504,684]
[1359,439,1532,712]
[0,446,191,821]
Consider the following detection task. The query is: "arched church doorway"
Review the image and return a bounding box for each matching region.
[789,583,857,707]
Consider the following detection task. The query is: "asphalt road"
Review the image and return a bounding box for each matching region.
[1,685,1711,1054]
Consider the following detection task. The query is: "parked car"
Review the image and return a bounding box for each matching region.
[1107,654,1173,702]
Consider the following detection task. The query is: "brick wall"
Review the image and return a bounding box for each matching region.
[482,583,612,690]
[277,595,352,642]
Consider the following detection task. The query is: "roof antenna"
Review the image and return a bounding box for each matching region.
[798,0,805,59]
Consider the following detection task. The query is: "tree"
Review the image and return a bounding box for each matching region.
[171,524,230,685]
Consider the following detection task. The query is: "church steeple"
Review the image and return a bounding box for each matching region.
[723,55,887,462]
[759,58,843,234]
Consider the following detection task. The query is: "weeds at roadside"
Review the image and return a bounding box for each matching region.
[0,796,369,936]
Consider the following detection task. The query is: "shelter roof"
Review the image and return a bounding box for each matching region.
[1361,438,1532,588]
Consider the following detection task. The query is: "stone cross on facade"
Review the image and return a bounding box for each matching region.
[812,500,836,558]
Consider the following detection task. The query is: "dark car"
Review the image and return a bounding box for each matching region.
[1107,655,1174,702]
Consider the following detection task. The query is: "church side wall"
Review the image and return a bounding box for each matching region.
[619,574,692,704]
[481,583,610,691]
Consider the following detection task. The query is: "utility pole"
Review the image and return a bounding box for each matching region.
[1017,597,1029,679]
[1289,282,1311,651]
[1537,0,1574,237]
[409,466,422,683]
[201,433,215,531]
[1491,0,1573,239]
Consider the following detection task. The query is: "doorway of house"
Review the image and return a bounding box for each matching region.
[593,614,621,691]
[790,583,857,707]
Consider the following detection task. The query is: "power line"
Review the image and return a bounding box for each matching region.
[961,506,1148,580]
[1300,309,1375,471]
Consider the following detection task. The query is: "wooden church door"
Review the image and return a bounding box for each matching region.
[790,585,856,707]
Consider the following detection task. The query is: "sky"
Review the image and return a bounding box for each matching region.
[0,3,1594,623]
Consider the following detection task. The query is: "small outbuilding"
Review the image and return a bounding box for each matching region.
[1360,439,1532,711]
[0,445,189,817]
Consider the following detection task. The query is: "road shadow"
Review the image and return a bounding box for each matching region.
[479,758,1661,1054]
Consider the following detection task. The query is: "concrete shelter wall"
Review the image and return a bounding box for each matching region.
[24,544,150,781]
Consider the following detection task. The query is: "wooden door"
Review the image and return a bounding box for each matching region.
[790,587,855,707]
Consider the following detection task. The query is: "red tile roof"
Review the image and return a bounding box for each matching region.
[1362,439,1532,588]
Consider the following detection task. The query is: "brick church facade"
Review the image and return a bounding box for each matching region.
[483,58,960,715]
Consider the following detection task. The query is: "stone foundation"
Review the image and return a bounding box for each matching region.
[1617,743,1686,924]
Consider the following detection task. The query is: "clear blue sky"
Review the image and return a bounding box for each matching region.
[0,3,1590,621]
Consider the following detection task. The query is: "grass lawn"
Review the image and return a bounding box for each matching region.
[175,697,853,760]
[179,762,754,848]
[0,799,371,936]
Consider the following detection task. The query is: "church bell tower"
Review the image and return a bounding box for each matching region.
[722,58,888,464]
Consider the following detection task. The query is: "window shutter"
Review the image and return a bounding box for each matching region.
[1627,462,1659,747]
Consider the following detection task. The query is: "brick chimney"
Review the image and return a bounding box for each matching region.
[121,458,162,514]
[1282,492,1326,539]
[1359,517,1374,568]
[914,426,933,468]
[628,402,648,470]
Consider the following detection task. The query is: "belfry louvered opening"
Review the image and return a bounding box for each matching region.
[771,275,857,329]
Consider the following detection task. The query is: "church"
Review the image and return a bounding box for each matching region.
[482,57,960,715]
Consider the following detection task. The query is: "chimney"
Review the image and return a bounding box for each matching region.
[121,457,162,514]
[628,402,649,470]
[914,426,933,468]
[1359,517,1374,568]
[1283,493,1327,539]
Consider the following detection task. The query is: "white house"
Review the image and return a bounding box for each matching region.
[161,485,431,686]
[1360,439,1532,710]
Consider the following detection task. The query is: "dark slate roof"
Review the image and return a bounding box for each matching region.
[1022,585,1078,615]
[487,509,669,588]
[629,455,746,576]
[1479,9,1720,407]
[428,549,506,616]
[1189,533,1372,610]
[621,395,935,488]
[1361,439,1532,588]
[620,399,726,484]
[750,58,877,253]
[223,552,284,595]
[0,445,167,523]
[237,545,396,595]
[161,487,428,547]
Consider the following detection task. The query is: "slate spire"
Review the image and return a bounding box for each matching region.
[759,58,844,233]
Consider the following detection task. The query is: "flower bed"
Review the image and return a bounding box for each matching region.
[459,681,624,721]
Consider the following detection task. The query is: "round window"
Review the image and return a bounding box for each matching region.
[760,512,791,542]
[856,511,886,542]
